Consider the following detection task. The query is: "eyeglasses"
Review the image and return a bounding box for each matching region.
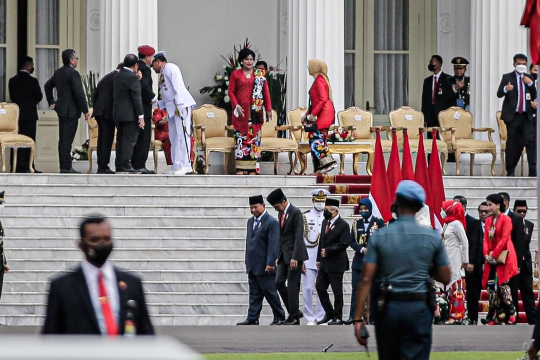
[478,210,489,214]
[516,209,527,214]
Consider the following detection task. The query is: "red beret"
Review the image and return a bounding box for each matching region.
[137,45,155,57]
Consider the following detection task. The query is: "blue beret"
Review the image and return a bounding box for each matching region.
[396,180,425,204]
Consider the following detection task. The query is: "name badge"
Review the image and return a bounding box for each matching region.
[206,112,215,118]
[405,114,413,121]
[354,115,362,121]
[526,93,532,101]
[438,88,443,95]
[454,111,461,120]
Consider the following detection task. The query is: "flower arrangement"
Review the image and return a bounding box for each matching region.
[328,127,355,143]
[195,154,207,175]
[71,140,89,161]
[81,71,99,107]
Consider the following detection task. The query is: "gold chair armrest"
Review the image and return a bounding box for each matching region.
[439,127,453,133]
[449,127,457,147]
[193,125,207,147]
[275,125,294,131]
[225,125,236,131]
[472,127,495,133]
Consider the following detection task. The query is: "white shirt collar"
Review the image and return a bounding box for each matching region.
[20,70,30,74]
[255,210,267,221]
[329,214,340,226]
[504,209,510,215]
[283,203,291,215]
[434,70,442,78]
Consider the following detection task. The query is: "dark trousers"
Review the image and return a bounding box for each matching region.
[131,117,152,170]
[506,114,536,174]
[115,121,140,171]
[510,259,537,324]
[58,117,79,171]
[375,300,433,360]
[349,268,361,319]
[247,272,285,322]
[96,117,115,170]
[275,260,302,318]
[316,270,345,320]
[465,270,482,322]
[11,120,37,172]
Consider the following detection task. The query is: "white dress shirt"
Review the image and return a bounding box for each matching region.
[81,260,120,334]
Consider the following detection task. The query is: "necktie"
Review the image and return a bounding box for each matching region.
[519,78,525,114]
[98,271,119,336]
[325,222,331,234]
[253,218,259,230]
[280,212,285,228]
[432,76,438,104]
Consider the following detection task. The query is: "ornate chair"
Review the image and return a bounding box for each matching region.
[438,107,497,176]
[0,103,36,173]
[150,124,163,174]
[192,104,234,174]
[388,106,448,173]
[496,110,524,176]
[260,109,299,175]
[337,107,391,152]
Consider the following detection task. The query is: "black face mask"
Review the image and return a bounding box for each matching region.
[83,242,113,267]
[323,209,333,220]
[30,67,35,74]
[455,75,464,81]
[533,73,538,81]
[428,63,436,72]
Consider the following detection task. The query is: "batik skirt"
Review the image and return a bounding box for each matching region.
[486,265,516,323]
[234,127,261,173]
[308,129,336,172]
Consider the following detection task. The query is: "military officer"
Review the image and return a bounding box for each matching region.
[0,191,9,299]
[344,198,385,325]
[443,57,471,110]
[151,51,197,175]
[301,189,329,325]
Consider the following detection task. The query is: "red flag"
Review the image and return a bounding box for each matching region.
[369,128,392,222]
[429,129,446,231]
[521,0,540,64]
[401,129,415,180]
[415,128,434,226]
[387,128,402,194]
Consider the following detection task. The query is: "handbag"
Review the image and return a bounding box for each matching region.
[489,250,509,264]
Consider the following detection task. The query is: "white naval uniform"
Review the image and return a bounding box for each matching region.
[158,62,197,171]
[301,208,326,322]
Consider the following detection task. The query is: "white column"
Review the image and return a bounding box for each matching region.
[437,0,472,75]
[287,0,345,119]
[470,0,528,134]
[100,0,158,76]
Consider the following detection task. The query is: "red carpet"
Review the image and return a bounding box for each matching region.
[316,175,371,184]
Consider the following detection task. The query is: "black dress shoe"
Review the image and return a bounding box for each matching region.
[342,318,354,325]
[32,169,42,174]
[298,311,303,319]
[60,168,81,174]
[283,317,300,325]
[328,318,343,325]
[136,168,155,175]
[270,320,284,325]
[116,168,141,174]
[97,168,115,174]
[506,172,515,177]
[236,319,259,325]
[317,315,332,325]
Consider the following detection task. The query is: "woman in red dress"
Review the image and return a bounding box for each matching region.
[152,108,172,166]
[482,193,518,325]
[303,59,337,174]
[228,48,272,175]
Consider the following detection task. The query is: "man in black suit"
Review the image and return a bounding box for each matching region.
[237,195,286,325]
[442,57,471,110]
[513,199,537,324]
[315,198,350,325]
[453,195,483,324]
[267,188,309,325]
[92,63,123,174]
[8,56,43,173]
[113,54,145,174]
[44,49,89,173]
[131,45,157,174]
[497,53,538,177]
[421,55,452,136]
[43,214,154,335]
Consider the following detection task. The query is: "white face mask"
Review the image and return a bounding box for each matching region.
[314,202,325,211]
[440,209,447,219]
[516,64,528,74]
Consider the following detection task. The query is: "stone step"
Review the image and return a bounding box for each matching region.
[443,176,536,188]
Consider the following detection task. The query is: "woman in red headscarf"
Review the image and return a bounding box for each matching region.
[440,200,469,324]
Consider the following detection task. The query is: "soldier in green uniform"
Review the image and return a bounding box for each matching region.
[344,198,385,325]
[0,191,9,299]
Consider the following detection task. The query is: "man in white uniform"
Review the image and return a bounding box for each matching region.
[301,189,328,325]
[151,51,196,175]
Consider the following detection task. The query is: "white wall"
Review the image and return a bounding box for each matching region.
[157,0,281,106]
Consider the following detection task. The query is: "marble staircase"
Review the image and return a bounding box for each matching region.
[0,174,537,326]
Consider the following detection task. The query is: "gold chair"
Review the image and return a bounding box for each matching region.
[192,104,234,174]
[496,110,524,176]
[260,109,298,175]
[150,123,163,174]
[388,106,448,174]
[0,103,36,173]
[438,107,497,176]
[337,107,391,152]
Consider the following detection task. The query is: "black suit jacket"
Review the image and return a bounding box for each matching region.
[277,204,308,264]
[113,68,144,123]
[317,216,350,273]
[496,71,537,123]
[421,72,452,125]
[8,71,43,122]
[442,75,470,108]
[137,60,156,120]
[245,212,280,275]
[44,65,88,119]
[507,210,526,270]
[92,70,117,121]
[43,266,154,335]
[524,219,534,263]
[465,214,483,270]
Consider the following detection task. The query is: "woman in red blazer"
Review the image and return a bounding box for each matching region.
[303,59,337,174]
[482,193,518,325]
[228,48,272,175]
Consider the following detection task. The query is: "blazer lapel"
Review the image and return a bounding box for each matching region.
[73,267,101,333]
